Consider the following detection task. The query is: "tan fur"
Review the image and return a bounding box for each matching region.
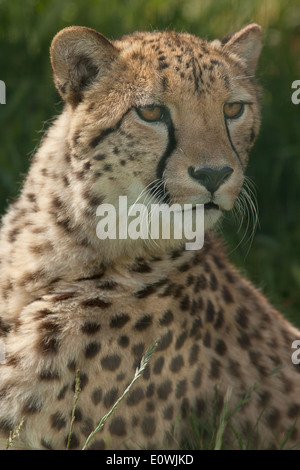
[0,24,299,450]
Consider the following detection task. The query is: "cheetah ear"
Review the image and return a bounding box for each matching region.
[50,26,118,106]
[222,23,262,74]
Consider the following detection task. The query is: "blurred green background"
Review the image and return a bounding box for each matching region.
[0,0,300,325]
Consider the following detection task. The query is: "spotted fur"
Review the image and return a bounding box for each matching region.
[0,24,300,450]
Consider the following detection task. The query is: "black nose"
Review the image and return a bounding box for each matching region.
[188,166,233,193]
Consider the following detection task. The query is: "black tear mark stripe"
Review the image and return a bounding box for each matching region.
[224,119,242,166]
[90,108,131,148]
[155,109,177,180]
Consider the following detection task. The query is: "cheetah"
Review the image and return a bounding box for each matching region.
[0,23,300,450]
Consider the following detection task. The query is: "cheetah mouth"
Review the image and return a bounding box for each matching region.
[204,202,220,210]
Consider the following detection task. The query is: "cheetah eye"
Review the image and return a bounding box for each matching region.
[136,105,165,122]
[223,102,244,119]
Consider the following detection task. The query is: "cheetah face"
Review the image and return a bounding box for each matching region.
[50,25,262,244]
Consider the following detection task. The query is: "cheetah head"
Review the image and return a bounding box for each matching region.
[50,24,262,256]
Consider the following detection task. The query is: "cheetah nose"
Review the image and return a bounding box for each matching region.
[188,166,233,194]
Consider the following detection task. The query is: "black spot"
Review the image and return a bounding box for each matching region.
[41,438,53,450]
[186,274,195,286]
[103,163,112,172]
[235,307,249,329]
[109,416,126,436]
[116,372,126,382]
[180,295,190,311]
[118,335,130,348]
[222,285,234,303]
[50,411,67,430]
[81,418,94,438]
[266,407,281,428]
[225,271,235,283]
[189,317,203,338]
[85,341,101,359]
[153,356,165,375]
[81,298,112,309]
[101,354,121,371]
[39,370,60,381]
[57,385,69,401]
[157,380,172,400]
[214,308,224,330]
[209,358,221,379]
[237,332,251,349]
[248,350,268,376]
[204,262,211,273]
[169,355,184,373]
[174,284,184,298]
[192,367,202,388]
[81,322,101,335]
[65,433,80,449]
[103,387,119,408]
[74,408,82,422]
[146,383,155,398]
[146,401,155,412]
[176,379,187,399]
[132,343,145,356]
[157,330,173,351]
[142,364,151,380]
[163,405,174,420]
[74,373,88,391]
[159,310,174,326]
[158,62,169,71]
[189,343,200,365]
[180,397,190,419]
[215,339,227,356]
[206,300,215,323]
[194,274,207,292]
[97,279,118,290]
[288,403,300,419]
[195,398,205,417]
[257,390,271,408]
[209,273,218,291]
[134,279,168,298]
[134,314,152,331]
[175,330,188,350]
[126,387,145,406]
[39,334,59,355]
[178,262,190,272]
[227,359,241,378]
[68,360,77,372]
[91,388,102,405]
[131,261,152,273]
[110,314,130,328]
[212,255,225,269]
[22,397,42,415]
[141,416,156,436]
[203,330,211,347]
